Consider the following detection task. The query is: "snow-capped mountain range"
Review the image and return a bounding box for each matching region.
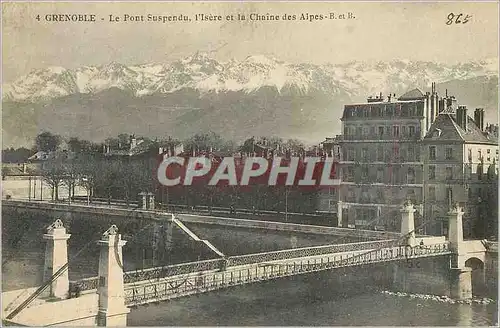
[3,53,498,103]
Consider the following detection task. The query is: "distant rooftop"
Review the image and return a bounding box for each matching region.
[398,88,425,100]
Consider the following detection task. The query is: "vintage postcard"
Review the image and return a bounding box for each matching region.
[1,1,499,327]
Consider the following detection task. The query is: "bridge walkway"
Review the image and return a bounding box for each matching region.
[120,240,451,306]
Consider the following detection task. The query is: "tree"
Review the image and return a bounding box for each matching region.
[2,147,32,163]
[35,132,61,152]
[39,156,66,201]
[184,132,228,153]
[68,137,92,153]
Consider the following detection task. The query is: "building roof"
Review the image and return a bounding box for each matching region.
[423,113,498,145]
[398,88,425,100]
[105,139,156,157]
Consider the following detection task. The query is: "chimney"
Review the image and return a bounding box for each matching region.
[474,108,484,131]
[462,106,467,130]
[456,106,467,130]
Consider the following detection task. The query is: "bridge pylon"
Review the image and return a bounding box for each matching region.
[399,200,416,247]
[447,203,473,300]
[97,225,130,326]
[43,219,71,299]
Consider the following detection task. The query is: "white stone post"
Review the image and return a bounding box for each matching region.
[337,201,343,227]
[447,203,472,300]
[97,225,130,327]
[43,219,71,299]
[147,192,155,210]
[448,203,465,256]
[138,192,147,210]
[400,200,416,247]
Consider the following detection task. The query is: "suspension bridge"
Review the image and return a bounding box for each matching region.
[1,200,496,326]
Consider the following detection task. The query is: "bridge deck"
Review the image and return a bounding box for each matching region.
[122,242,451,307]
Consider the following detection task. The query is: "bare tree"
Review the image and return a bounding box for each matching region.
[40,157,66,201]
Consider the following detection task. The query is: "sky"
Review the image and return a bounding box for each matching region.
[2,1,499,82]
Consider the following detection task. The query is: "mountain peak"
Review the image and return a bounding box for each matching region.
[3,55,498,102]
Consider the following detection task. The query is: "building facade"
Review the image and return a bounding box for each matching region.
[333,88,440,231]
[323,83,498,235]
[422,107,498,236]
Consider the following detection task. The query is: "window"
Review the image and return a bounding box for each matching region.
[446,167,453,180]
[409,126,416,137]
[370,126,375,136]
[356,127,362,136]
[445,148,453,160]
[347,166,354,181]
[377,167,384,182]
[402,126,407,136]
[429,166,436,180]
[392,166,400,184]
[393,146,400,160]
[429,146,436,160]
[362,148,369,161]
[378,126,384,136]
[487,149,491,154]
[468,149,472,162]
[446,188,453,207]
[361,167,369,180]
[377,146,384,161]
[407,168,416,184]
[348,149,355,161]
[408,145,415,161]
[428,186,436,201]
[392,126,400,137]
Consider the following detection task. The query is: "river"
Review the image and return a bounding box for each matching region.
[2,211,498,326]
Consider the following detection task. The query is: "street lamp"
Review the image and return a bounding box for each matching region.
[28,175,32,201]
[285,187,291,223]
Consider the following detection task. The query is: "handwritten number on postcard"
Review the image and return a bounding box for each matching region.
[446,13,471,25]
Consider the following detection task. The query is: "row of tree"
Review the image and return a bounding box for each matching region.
[4,131,307,159]
[11,131,316,213]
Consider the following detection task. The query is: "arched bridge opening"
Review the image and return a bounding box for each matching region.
[464,257,486,297]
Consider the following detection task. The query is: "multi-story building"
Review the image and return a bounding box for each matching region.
[323,84,498,236]
[317,137,341,218]
[422,107,498,236]
[333,86,441,230]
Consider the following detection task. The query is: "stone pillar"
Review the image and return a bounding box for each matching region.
[400,200,416,247]
[448,203,465,255]
[450,267,473,300]
[138,192,147,210]
[97,225,130,327]
[447,203,472,300]
[147,192,155,210]
[337,201,343,227]
[43,219,71,299]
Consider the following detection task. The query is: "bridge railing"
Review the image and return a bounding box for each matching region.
[121,240,398,283]
[69,276,99,292]
[123,258,223,283]
[227,239,397,266]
